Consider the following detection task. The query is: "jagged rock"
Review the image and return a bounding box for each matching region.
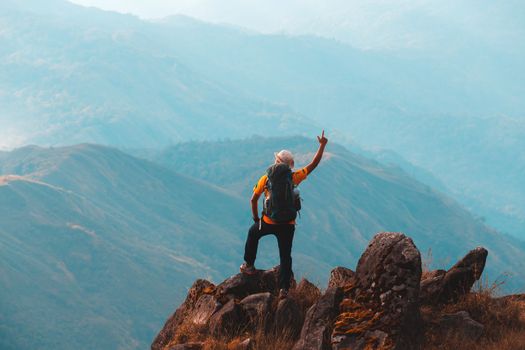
[274,297,303,339]
[294,278,322,310]
[208,299,244,336]
[189,294,218,325]
[240,292,273,329]
[152,279,215,350]
[437,311,484,340]
[167,342,204,350]
[420,269,446,304]
[154,235,492,350]
[332,232,422,350]
[293,286,343,350]
[333,330,390,350]
[215,266,295,304]
[421,247,488,304]
[328,267,355,289]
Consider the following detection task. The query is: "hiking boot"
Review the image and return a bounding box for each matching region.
[279,288,289,300]
[240,262,256,275]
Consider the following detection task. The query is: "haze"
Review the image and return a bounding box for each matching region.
[69,0,525,51]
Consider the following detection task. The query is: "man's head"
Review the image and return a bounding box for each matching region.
[274,149,294,168]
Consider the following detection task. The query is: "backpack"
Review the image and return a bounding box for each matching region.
[264,163,301,223]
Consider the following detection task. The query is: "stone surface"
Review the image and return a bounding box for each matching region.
[208,299,244,336]
[153,236,492,350]
[332,232,422,350]
[274,297,303,339]
[328,266,355,289]
[189,294,218,325]
[293,286,343,350]
[239,292,273,330]
[152,279,215,350]
[438,311,484,340]
[294,278,321,310]
[167,342,204,350]
[215,266,295,304]
[421,247,488,304]
[332,330,389,350]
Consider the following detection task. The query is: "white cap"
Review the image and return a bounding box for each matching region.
[274,149,294,167]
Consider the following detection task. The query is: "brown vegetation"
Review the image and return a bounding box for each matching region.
[163,278,322,350]
[168,277,525,349]
[422,280,525,350]
[154,236,524,350]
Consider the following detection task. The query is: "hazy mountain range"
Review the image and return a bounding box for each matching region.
[1,138,524,349]
[1,1,524,349]
[1,0,523,239]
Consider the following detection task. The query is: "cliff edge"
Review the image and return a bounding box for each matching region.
[152,232,525,350]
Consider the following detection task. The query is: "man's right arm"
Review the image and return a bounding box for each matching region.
[305,130,328,175]
[251,192,261,222]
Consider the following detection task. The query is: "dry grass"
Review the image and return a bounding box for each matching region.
[166,320,207,346]
[191,325,297,350]
[165,281,319,350]
[250,327,297,350]
[167,274,525,350]
[422,278,525,350]
[421,248,433,279]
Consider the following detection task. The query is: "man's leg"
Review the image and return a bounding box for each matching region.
[275,224,295,290]
[243,222,270,266]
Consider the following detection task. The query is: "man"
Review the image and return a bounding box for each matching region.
[240,131,328,299]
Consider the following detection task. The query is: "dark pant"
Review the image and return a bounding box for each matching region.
[243,220,295,290]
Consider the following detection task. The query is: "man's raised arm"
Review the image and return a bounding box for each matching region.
[305,130,328,175]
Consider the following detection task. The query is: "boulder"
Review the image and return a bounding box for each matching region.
[332,232,422,350]
[420,270,446,304]
[208,299,244,336]
[293,286,343,350]
[189,294,218,325]
[152,279,215,350]
[167,342,204,350]
[239,292,273,330]
[274,297,303,339]
[294,278,321,310]
[215,266,295,304]
[437,311,484,341]
[328,267,355,289]
[421,247,488,304]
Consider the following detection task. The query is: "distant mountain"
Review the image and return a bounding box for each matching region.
[1,139,524,349]
[1,0,524,238]
[0,0,317,149]
[149,136,525,290]
[0,144,250,350]
[144,15,525,239]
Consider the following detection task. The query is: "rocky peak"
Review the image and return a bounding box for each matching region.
[152,232,494,350]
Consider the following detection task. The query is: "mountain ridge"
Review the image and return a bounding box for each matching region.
[1,138,524,349]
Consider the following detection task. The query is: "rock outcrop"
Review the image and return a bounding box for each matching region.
[152,233,491,350]
[436,311,484,341]
[152,279,215,350]
[420,247,488,304]
[327,267,355,289]
[293,287,343,350]
[332,232,422,350]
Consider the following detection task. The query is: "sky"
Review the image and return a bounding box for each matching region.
[68,0,524,51]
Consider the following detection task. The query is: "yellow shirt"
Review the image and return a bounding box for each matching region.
[253,167,308,224]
